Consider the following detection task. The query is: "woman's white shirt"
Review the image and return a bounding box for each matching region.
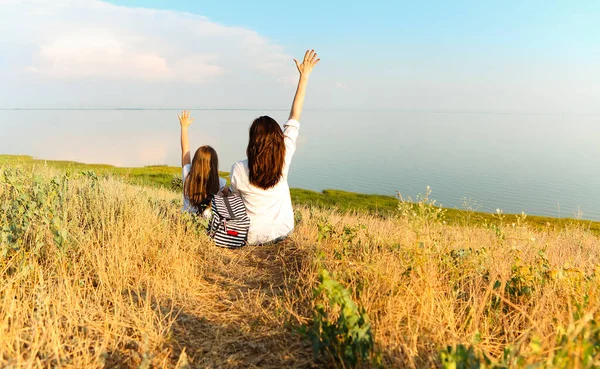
[182,164,227,216]
[230,119,300,245]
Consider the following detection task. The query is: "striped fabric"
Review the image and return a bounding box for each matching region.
[207,193,250,248]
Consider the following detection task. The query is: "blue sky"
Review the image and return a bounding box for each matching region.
[0,0,598,112]
[105,1,599,57]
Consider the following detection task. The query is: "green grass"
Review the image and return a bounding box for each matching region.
[2,154,599,234]
[290,188,399,215]
[290,187,600,234]
[0,155,229,188]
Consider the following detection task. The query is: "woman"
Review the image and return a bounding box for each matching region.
[230,50,320,245]
[179,110,227,216]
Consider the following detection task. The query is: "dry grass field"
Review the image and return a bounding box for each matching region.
[1,165,600,368]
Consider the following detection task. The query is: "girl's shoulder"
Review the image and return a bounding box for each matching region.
[182,163,192,179]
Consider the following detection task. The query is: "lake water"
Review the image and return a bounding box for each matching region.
[1,109,599,220]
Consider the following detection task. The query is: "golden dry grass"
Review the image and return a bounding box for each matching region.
[1,166,600,368]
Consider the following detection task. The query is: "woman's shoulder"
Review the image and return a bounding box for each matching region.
[231,160,249,175]
[230,160,249,191]
[235,159,249,168]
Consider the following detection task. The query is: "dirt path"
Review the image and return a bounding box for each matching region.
[168,241,316,368]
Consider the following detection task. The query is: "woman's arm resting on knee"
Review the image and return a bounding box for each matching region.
[289,50,320,121]
[178,110,194,167]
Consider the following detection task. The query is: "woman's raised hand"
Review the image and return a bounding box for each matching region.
[293,50,320,78]
[178,110,194,128]
[288,50,319,121]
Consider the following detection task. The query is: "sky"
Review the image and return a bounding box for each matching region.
[0,0,599,113]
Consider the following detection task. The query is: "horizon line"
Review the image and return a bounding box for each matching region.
[1,108,599,116]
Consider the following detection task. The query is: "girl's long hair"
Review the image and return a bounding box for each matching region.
[184,146,220,209]
[247,116,285,190]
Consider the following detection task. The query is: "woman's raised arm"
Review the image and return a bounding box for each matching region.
[178,110,194,167]
[289,50,320,121]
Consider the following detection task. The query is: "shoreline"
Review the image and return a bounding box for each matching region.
[2,154,599,233]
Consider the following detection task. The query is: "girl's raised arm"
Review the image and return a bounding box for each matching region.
[178,110,194,167]
[289,50,320,121]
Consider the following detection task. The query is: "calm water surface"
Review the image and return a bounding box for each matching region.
[1,110,599,220]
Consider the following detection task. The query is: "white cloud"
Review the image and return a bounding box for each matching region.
[34,30,174,80]
[0,0,291,83]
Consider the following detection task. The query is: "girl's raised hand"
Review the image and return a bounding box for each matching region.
[293,50,320,78]
[178,110,194,128]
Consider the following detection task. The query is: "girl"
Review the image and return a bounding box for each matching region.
[179,110,227,216]
[230,50,320,245]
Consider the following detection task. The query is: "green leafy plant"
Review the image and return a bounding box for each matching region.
[317,221,335,241]
[440,298,600,369]
[505,248,551,302]
[440,344,492,369]
[548,296,600,369]
[1,169,70,260]
[398,186,446,233]
[80,170,99,189]
[307,269,379,368]
[441,247,491,301]
[171,174,183,192]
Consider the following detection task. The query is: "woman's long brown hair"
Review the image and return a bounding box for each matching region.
[247,116,285,190]
[184,146,220,209]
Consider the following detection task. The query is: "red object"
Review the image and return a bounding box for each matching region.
[227,230,239,236]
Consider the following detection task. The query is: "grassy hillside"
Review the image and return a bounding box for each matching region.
[2,155,599,235]
[2,160,600,368]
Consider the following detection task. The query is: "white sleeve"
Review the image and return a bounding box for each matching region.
[219,177,227,189]
[283,119,300,171]
[230,163,239,194]
[182,164,191,181]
